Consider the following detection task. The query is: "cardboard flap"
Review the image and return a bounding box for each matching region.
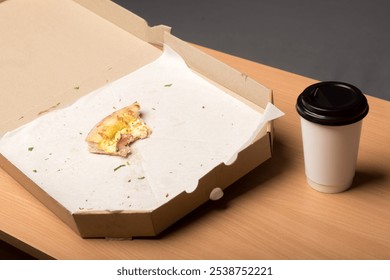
[74,0,172,46]
[164,33,272,110]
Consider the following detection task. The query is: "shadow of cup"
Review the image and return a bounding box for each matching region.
[351,168,388,190]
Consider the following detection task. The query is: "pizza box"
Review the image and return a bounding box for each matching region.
[0,0,281,238]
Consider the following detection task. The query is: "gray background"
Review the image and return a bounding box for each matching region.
[113,0,390,101]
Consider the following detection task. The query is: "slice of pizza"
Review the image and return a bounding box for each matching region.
[86,102,151,157]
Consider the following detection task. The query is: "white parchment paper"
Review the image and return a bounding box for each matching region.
[0,45,284,212]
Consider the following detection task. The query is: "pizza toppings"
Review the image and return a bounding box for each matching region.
[85,102,151,157]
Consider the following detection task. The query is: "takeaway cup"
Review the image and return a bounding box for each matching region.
[296,81,369,193]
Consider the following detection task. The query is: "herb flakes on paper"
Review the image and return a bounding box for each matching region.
[113,164,126,172]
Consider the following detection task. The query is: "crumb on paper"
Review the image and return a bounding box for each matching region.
[74,86,80,90]
[28,147,34,151]
[164,83,173,87]
[32,169,37,173]
[138,176,145,180]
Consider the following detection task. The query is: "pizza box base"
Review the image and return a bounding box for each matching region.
[0,0,274,238]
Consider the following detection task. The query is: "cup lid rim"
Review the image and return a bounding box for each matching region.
[296,81,369,126]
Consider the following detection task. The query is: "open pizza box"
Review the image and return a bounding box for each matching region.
[0,0,283,238]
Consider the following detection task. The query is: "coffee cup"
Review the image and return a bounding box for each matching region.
[296,81,369,193]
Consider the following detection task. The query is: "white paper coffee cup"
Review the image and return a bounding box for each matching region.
[296,81,369,193]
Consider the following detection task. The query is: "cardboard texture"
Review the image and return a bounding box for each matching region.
[0,0,277,238]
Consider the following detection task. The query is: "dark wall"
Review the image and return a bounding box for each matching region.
[113,0,390,101]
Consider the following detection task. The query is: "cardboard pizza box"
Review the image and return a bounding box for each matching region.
[0,0,277,238]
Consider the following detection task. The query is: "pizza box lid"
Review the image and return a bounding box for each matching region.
[0,0,277,238]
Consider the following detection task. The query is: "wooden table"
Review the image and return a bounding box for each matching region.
[1,46,389,260]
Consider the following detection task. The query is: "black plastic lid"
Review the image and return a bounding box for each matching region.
[296,81,369,126]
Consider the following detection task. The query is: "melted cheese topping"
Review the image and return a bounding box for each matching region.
[93,110,150,154]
